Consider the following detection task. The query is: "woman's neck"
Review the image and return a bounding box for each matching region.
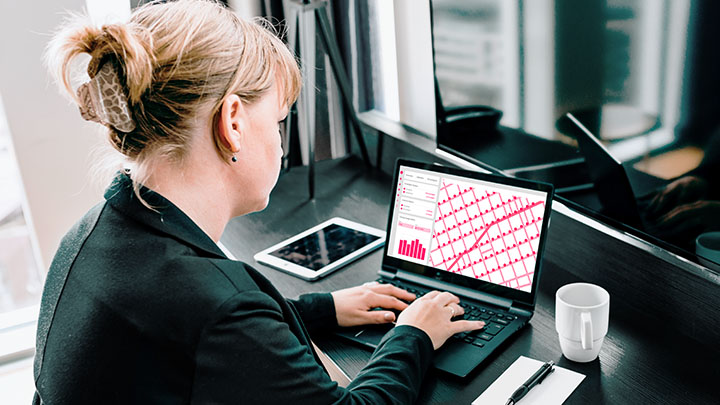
[143,152,233,243]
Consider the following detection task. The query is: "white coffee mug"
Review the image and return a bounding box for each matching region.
[555,283,610,363]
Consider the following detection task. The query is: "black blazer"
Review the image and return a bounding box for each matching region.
[33,173,433,404]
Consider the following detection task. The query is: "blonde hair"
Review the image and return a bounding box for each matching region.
[47,0,301,195]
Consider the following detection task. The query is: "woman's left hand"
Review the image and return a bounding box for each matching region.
[331,282,417,327]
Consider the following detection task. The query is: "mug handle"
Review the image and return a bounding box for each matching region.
[581,312,593,350]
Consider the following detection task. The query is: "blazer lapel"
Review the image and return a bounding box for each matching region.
[104,173,227,259]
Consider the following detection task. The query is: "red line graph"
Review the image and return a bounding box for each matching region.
[399,239,426,260]
[428,180,545,291]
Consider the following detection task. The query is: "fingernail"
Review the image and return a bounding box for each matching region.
[384,313,393,320]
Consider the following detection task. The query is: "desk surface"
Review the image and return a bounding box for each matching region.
[221,157,719,404]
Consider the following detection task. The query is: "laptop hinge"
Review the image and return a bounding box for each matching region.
[388,270,514,311]
[378,269,396,280]
[508,305,533,318]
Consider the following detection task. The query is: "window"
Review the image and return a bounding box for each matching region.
[366,0,400,121]
[0,0,133,363]
[0,96,43,361]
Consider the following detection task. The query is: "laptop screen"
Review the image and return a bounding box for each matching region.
[386,162,551,294]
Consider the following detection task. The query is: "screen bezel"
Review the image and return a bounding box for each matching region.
[254,217,386,281]
[381,159,555,307]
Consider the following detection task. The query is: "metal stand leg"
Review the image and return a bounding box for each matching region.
[376,130,384,170]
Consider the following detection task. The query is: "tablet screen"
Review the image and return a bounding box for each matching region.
[268,223,382,271]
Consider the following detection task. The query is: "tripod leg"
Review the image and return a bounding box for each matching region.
[291,2,318,199]
[314,6,371,168]
[376,130,384,170]
[282,3,297,174]
[281,104,295,173]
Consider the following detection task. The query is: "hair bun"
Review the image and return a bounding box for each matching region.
[88,24,154,104]
[47,17,154,122]
[77,61,136,132]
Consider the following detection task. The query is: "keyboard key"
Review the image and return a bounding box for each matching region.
[495,318,509,325]
[479,313,492,320]
[472,340,485,347]
[478,333,493,341]
[467,328,482,336]
[485,323,504,336]
[463,336,474,343]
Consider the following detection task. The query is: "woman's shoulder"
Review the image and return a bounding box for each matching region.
[47,200,282,333]
[159,255,263,299]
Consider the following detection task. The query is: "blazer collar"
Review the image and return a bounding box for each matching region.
[104,172,227,259]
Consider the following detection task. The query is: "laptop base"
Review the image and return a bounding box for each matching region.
[334,278,530,378]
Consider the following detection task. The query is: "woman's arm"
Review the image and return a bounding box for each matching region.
[288,292,338,333]
[192,290,433,404]
[289,283,417,334]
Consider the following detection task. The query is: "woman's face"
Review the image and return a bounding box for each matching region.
[236,82,289,213]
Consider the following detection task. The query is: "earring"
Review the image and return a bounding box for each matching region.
[231,154,237,162]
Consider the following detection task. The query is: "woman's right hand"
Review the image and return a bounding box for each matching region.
[396,291,485,350]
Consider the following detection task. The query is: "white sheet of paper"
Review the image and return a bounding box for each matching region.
[472,356,585,405]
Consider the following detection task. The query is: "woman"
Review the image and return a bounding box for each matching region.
[645,130,720,250]
[34,1,484,403]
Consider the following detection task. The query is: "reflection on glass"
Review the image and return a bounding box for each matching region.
[430,0,720,267]
[642,135,720,255]
[432,0,520,125]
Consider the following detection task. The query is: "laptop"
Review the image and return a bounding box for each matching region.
[561,112,665,229]
[335,159,554,378]
[515,113,664,230]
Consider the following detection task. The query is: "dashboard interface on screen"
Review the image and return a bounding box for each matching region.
[387,166,549,292]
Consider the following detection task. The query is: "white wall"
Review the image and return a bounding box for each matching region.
[228,0,262,20]
[0,1,108,270]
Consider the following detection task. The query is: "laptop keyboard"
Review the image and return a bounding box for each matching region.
[377,279,518,348]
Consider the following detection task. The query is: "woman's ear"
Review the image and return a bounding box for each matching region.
[217,94,245,153]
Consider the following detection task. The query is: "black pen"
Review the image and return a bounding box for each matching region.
[505,360,555,405]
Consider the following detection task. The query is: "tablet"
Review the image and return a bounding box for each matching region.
[253,217,386,281]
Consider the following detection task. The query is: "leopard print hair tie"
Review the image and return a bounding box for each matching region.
[77,61,136,133]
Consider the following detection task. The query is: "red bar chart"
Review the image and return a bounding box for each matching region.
[399,239,426,260]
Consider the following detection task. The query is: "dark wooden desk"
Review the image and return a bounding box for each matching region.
[221,157,719,404]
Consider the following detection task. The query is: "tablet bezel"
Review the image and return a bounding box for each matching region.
[253,217,386,281]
